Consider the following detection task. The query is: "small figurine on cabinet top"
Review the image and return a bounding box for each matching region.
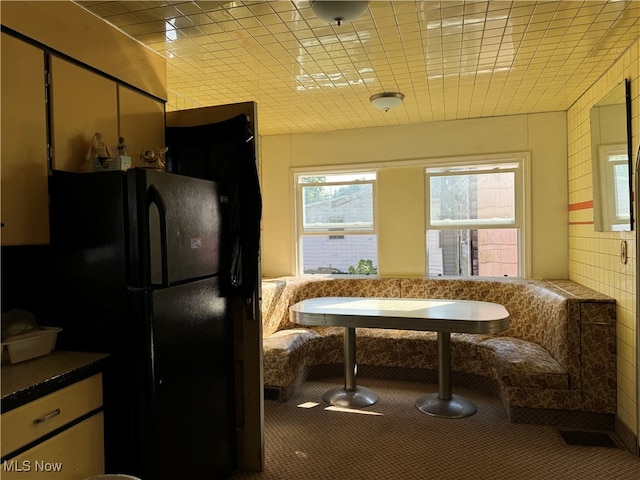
[140,147,168,171]
[113,136,132,170]
[80,132,115,172]
[117,137,129,156]
[88,132,111,160]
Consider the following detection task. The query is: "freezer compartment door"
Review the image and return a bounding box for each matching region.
[147,277,236,479]
[129,168,225,286]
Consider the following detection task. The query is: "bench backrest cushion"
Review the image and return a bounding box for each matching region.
[261,277,401,337]
[399,278,581,387]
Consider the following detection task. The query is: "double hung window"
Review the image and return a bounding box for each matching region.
[295,172,377,275]
[425,158,525,277]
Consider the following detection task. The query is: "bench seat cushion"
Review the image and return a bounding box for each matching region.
[480,337,568,389]
[263,328,320,387]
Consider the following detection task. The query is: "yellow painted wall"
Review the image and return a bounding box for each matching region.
[260,135,294,277]
[261,111,568,279]
[567,38,639,438]
[377,166,425,277]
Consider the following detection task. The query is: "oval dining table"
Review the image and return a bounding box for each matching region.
[290,296,510,418]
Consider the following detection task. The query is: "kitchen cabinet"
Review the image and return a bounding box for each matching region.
[0,32,49,246]
[0,23,166,247]
[1,353,108,480]
[118,85,166,167]
[39,58,166,173]
[1,374,104,479]
[3,413,104,479]
[50,56,118,172]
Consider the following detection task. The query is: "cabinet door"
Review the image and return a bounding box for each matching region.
[50,56,118,172]
[0,33,49,245]
[2,413,105,480]
[1,374,104,457]
[118,85,165,168]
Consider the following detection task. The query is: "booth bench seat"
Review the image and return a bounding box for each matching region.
[261,276,616,428]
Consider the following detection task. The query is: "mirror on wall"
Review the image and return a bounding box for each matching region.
[590,79,633,232]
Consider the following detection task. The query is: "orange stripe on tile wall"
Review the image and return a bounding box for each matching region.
[569,200,593,211]
[568,200,594,225]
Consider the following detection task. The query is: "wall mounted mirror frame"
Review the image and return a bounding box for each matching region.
[590,78,633,232]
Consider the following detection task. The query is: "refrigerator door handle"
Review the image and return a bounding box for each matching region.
[147,184,170,288]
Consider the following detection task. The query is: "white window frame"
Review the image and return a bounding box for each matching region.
[424,153,530,277]
[293,168,379,276]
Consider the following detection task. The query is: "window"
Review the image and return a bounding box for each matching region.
[295,171,377,275]
[425,158,525,277]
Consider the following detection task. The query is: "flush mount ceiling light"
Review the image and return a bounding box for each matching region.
[310,1,368,26]
[369,92,405,112]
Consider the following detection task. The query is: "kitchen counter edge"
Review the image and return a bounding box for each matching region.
[1,350,110,412]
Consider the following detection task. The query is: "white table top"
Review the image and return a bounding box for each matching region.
[290,297,510,334]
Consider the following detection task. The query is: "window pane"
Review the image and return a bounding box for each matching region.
[613,163,630,218]
[302,183,373,232]
[429,172,515,226]
[301,235,377,274]
[426,229,518,277]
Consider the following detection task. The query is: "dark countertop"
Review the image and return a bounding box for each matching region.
[1,350,110,412]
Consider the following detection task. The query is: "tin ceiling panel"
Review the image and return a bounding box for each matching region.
[75,1,640,135]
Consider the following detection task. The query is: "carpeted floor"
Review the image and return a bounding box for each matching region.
[233,377,640,479]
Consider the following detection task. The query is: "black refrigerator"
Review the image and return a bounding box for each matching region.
[48,167,237,479]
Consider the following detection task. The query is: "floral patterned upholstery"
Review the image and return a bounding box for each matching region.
[479,337,568,389]
[262,328,320,396]
[261,276,617,419]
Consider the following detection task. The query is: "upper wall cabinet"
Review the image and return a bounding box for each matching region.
[1,2,167,246]
[0,37,166,246]
[1,33,49,246]
[50,57,118,172]
[50,60,166,172]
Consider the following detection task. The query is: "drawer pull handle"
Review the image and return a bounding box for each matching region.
[33,408,61,424]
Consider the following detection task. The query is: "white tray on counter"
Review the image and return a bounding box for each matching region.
[2,327,63,364]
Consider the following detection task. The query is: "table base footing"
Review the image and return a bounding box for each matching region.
[323,386,379,408]
[415,393,477,418]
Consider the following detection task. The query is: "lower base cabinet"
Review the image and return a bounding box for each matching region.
[1,374,105,480]
[2,413,104,479]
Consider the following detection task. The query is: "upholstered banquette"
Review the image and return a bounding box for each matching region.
[261,276,616,427]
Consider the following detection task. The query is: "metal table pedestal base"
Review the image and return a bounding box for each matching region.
[323,386,379,408]
[415,393,477,418]
[415,331,477,418]
[322,326,379,408]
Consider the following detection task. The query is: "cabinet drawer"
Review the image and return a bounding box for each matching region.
[2,413,104,479]
[1,374,103,457]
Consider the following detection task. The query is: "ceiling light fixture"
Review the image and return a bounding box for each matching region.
[310,1,368,26]
[369,92,405,112]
